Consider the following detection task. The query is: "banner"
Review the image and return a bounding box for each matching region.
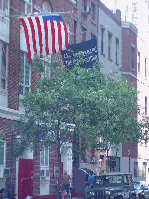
[61,38,98,69]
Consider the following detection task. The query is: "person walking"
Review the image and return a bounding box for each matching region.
[88,171,95,189]
[61,170,71,199]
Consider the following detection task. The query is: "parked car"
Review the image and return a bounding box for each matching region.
[85,172,136,199]
[134,181,149,199]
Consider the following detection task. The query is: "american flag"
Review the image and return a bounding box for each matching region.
[20,14,69,63]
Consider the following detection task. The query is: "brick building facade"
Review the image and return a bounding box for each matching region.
[0,0,99,198]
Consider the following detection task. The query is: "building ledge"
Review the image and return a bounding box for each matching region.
[101,52,105,57]
[68,0,76,5]
[0,106,24,121]
[108,58,113,62]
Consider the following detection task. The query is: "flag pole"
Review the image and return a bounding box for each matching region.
[2,10,74,18]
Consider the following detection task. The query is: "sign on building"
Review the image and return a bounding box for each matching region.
[61,38,98,69]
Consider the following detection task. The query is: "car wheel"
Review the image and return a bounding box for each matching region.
[118,196,123,199]
[132,195,136,199]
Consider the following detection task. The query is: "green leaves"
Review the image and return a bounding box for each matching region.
[12,56,142,157]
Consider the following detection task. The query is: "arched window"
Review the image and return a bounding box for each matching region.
[42,2,51,12]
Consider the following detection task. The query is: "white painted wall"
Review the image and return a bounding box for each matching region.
[98,7,122,75]
[61,143,73,178]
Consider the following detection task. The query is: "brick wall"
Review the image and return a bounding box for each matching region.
[33,145,41,197]
[0,117,16,190]
[8,0,21,110]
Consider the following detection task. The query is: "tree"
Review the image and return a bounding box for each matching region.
[12,55,142,198]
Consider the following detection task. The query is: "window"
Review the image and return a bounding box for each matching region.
[145,58,147,77]
[148,1,149,10]
[74,21,77,44]
[0,0,9,15]
[142,162,146,177]
[115,39,119,64]
[0,41,8,90]
[82,0,87,11]
[21,0,32,15]
[19,52,31,95]
[91,33,96,39]
[82,26,87,42]
[41,147,49,167]
[91,2,95,21]
[108,33,112,59]
[134,162,138,177]
[0,142,5,166]
[40,146,50,195]
[137,52,140,73]
[44,63,51,79]
[101,28,104,54]
[132,47,134,68]
[132,2,137,12]
[42,2,51,12]
[145,96,147,115]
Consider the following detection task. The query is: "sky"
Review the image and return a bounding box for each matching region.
[101,0,132,21]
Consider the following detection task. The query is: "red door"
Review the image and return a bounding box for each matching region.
[18,158,34,199]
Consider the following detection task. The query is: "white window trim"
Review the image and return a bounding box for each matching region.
[116,39,119,64]
[0,41,8,92]
[40,147,50,180]
[0,0,10,16]
[40,146,49,168]
[0,140,6,168]
[19,51,31,96]
[21,0,33,15]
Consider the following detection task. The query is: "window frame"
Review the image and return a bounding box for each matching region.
[21,0,32,15]
[91,2,96,21]
[145,96,147,115]
[145,58,147,78]
[137,51,140,73]
[131,47,134,69]
[19,51,31,96]
[134,162,138,177]
[0,40,8,91]
[108,33,112,59]
[0,140,6,167]
[0,0,9,15]
[74,20,77,44]
[40,147,49,168]
[115,38,119,64]
[82,26,87,42]
[101,28,104,54]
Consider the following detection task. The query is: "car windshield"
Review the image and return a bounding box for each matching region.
[134,182,148,190]
[95,175,123,186]
[134,182,141,189]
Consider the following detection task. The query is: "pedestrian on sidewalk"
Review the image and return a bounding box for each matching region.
[62,170,71,199]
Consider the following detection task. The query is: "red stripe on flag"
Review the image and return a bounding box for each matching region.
[44,21,49,55]
[20,18,32,63]
[57,21,62,51]
[50,21,56,53]
[28,17,37,55]
[63,22,68,49]
[35,17,43,58]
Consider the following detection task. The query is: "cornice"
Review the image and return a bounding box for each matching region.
[122,21,138,35]
[99,1,121,27]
